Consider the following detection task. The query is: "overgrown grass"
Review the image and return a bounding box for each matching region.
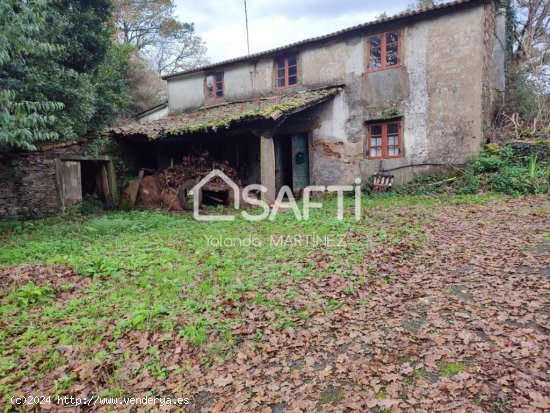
[0,193,502,401]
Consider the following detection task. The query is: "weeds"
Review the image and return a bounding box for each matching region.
[180,323,208,347]
[397,144,549,196]
[5,282,54,308]
[0,194,512,400]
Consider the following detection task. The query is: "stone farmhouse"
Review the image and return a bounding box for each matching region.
[0,0,506,219]
[111,0,506,203]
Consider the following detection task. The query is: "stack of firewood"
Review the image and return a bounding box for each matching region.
[137,152,243,212]
[158,152,242,190]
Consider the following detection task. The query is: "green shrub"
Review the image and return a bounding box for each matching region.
[472,155,503,173]
[394,144,549,196]
[395,174,449,195]
[487,166,533,195]
[454,170,480,195]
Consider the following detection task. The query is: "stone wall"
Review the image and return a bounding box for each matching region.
[163,1,502,186]
[0,142,89,221]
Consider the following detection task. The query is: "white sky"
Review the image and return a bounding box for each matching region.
[174,0,410,64]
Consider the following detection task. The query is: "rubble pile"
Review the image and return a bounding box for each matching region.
[137,152,243,211]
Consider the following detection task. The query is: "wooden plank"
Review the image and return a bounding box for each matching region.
[54,158,64,209]
[100,163,111,205]
[274,138,284,192]
[60,161,82,206]
[59,154,112,161]
[126,169,144,209]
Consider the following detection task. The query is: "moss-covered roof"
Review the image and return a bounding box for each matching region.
[110,87,341,140]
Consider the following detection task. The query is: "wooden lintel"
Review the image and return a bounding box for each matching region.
[58,154,113,161]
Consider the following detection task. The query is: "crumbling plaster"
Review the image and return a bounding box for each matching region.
[166,1,500,185]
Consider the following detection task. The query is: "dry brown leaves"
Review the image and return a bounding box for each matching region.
[3,196,550,413]
[181,196,550,412]
[0,264,88,298]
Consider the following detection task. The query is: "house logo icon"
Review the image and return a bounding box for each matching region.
[189,169,240,221]
[188,169,363,222]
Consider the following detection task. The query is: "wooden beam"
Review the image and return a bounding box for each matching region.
[100,163,111,205]
[260,136,276,204]
[58,154,113,161]
[54,158,65,210]
[107,160,118,207]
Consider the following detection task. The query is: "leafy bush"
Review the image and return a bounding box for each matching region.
[395,144,549,196]
[454,170,481,195]
[472,155,503,174]
[395,174,450,195]
[487,166,534,195]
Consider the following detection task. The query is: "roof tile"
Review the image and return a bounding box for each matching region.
[110,87,341,139]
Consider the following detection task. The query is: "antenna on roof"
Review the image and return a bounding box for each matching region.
[244,0,250,55]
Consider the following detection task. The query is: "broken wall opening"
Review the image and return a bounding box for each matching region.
[157,133,261,187]
[56,156,117,209]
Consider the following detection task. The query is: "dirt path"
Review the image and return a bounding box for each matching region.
[184,197,550,412]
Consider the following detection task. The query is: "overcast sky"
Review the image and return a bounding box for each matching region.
[174,0,411,63]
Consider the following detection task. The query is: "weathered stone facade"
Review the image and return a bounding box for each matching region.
[156,0,506,186]
[0,142,89,221]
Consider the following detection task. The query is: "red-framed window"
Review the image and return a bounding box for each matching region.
[275,56,298,88]
[367,121,402,159]
[206,72,224,100]
[368,31,400,71]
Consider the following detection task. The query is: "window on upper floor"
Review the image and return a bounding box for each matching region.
[206,72,224,100]
[368,31,400,71]
[275,56,298,88]
[367,121,402,159]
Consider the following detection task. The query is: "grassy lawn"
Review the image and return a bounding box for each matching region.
[1,193,548,412]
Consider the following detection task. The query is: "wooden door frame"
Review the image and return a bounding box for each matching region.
[55,155,118,210]
[290,133,311,195]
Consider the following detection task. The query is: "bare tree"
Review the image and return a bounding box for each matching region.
[512,1,549,113]
[494,0,549,141]
[143,22,208,74]
[114,0,208,75]
[513,0,549,66]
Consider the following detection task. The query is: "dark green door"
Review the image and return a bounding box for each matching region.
[291,133,310,194]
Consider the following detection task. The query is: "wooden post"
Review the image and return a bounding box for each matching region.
[54,158,64,211]
[100,163,111,206]
[260,136,276,204]
[107,160,118,207]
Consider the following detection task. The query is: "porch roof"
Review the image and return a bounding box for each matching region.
[110,87,341,140]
